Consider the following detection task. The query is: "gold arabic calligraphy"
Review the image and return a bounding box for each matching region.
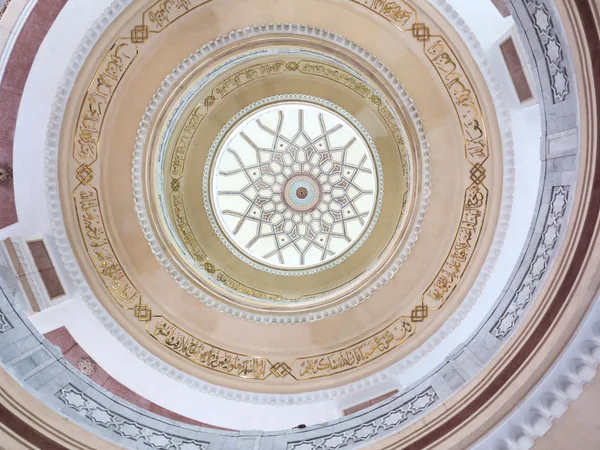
[69,0,491,381]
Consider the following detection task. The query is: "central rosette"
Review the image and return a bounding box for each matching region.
[282,174,322,212]
[204,95,383,275]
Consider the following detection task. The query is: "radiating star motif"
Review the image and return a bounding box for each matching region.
[210,101,382,271]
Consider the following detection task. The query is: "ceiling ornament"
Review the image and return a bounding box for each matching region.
[44,0,516,402]
[28,0,596,437]
[25,0,596,444]
[139,33,427,316]
[204,95,384,275]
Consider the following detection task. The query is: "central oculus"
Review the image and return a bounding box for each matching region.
[204,95,383,275]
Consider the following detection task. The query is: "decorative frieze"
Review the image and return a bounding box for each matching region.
[492,186,569,338]
[28,0,578,449]
[56,385,208,450]
[526,0,570,102]
[0,309,12,333]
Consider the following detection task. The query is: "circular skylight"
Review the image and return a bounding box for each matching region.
[204,95,383,275]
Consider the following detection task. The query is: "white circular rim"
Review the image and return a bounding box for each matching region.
[43,9,516,405]
[203,95,384,276]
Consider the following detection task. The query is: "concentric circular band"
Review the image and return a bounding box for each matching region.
[136,27,431,321]
[204,95,384,275]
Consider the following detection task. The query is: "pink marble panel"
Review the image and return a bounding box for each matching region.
[492,0,511,17]
[44,327,76,355]
[0,88,20,145]
[102,377,154,411]
[148,403,232,430]
[27,240,65,299]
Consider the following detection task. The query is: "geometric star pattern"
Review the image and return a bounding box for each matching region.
[208,99,381,272]
[492,186,569,338]
[287,388,438,449]
[57,385,208,449]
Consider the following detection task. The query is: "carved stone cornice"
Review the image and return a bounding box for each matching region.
[475,295,600,449]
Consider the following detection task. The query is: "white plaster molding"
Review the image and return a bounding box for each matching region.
[27,296,75,334]
[473,295,600,450]
[43,0,522,409]
[132,24,431,323]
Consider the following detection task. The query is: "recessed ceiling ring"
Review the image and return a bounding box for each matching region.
[133,26,432,322]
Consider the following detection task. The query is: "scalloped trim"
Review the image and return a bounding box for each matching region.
[474,298,600,450]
